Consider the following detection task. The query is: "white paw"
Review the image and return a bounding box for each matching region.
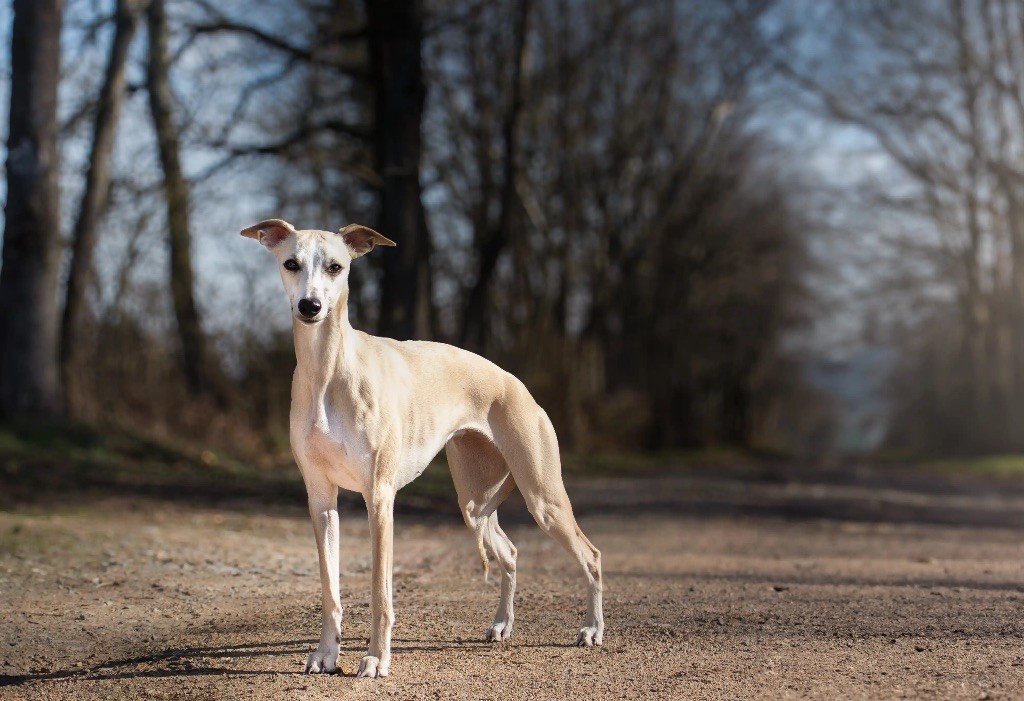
[305,645,339,674]
[356,655,388,678]
[576,626,603,647]
[486,620,513,642]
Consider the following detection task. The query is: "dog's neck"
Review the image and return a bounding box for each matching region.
[292,291,355,431]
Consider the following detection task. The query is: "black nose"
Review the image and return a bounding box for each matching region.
[298,298,322,318]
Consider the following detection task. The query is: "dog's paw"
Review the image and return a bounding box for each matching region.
[305,647,339,674]
[486,620,513,642]
[356,655,388,678]
[576,626,603,647]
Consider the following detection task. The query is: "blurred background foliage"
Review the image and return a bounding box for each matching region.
[2,0,1022,476]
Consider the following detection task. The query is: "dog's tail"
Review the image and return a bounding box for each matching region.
[474,518,490,583]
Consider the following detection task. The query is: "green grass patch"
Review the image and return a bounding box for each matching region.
[0,421,460,511]
[919,454,1024,477]
[563,447,760,477]
[0,421,766,512]
[0,421,305,507]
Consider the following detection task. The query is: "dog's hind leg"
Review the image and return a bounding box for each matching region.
[480,512,517,641]
[490,395,604,647]
[445,430,518,641]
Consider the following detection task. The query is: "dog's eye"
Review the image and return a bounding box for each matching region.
[283,259,300,272]
[327,263,343,274]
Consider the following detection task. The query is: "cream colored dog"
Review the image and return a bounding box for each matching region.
[240,219,603,678]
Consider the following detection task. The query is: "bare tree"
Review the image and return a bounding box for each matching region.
[783,0,1024,452]
[10,0,812,453]
[0,0,66,420]
[146,0,222,398]
[367,0,432,340]
[458,0,532,352]
[425,0,804,448]
[61,0,144,412]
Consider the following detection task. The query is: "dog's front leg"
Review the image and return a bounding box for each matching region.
[356,485,395,678]
[304,477,343,674]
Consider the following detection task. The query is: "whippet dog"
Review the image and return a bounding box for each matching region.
[240,219,603,678]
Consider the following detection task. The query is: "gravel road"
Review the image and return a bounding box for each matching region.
[2,464,1024,700]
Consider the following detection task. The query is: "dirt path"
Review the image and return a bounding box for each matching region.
[2,468,1024,700]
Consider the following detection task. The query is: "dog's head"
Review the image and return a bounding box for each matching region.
[240,219,396,325]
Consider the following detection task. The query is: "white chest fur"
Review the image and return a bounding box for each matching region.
[293,403,372,494]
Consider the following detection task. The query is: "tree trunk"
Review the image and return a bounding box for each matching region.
[460,0,532,352]
[61,0,142,413]
[0,0,65,421]
[366,0,432,341]
[146,0,219,397]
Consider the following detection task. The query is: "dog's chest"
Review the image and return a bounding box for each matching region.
[294,407,371,493]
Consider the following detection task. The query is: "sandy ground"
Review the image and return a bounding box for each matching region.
[2,465,1024,700]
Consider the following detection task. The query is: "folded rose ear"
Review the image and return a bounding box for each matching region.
[240,219,295,248]
[339,223,397,259]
